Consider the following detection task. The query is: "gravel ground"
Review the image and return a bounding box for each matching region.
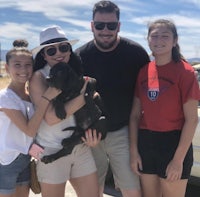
[29,182,113,197]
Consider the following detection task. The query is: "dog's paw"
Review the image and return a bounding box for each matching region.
[41,155,55,164]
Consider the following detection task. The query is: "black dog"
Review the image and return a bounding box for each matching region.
[41,62,107,164]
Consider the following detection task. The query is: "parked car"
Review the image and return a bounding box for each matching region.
[193,64,200,81]
[190,64,200,186]
[189,106,200,185]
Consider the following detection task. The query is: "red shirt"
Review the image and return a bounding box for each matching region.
[135,60,200,132]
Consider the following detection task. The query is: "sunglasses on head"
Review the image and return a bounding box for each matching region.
[94,22,119,31]
[45,44,70,56]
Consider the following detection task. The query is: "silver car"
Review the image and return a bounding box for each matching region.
[190,64,200,185]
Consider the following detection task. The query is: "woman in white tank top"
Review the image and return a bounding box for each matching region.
[29,26,101,197]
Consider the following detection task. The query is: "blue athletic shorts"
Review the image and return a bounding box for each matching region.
[0,154,31,194]
[138,129,193,179]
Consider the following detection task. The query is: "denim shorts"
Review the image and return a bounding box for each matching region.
[0,154,31,194]
[138,129,193,179]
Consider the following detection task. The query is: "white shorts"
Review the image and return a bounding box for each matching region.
[37,144,96,184]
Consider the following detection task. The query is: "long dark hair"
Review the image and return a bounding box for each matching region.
[147,19,185,62]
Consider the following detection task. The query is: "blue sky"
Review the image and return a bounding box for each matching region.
[0,0,200,58]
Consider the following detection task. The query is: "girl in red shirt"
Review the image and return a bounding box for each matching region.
[129,19,200,197]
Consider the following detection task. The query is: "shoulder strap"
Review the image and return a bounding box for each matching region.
[147,61,159,101]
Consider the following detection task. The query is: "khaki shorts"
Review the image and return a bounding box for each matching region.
[92,126,140,190]
[37,144,96,184]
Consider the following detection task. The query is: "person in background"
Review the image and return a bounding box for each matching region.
[129,19,200,197]
[0,40,60,197]
[29,25,101,197]
[75,1,150,196]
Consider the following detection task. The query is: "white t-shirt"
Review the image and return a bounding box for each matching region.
[0,88,34,165]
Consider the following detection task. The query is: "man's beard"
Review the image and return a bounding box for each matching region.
[94,35,118,50]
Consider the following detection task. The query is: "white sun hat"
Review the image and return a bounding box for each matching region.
[32,25,79,57]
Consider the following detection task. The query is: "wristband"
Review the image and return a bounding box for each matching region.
[41,95,51,102]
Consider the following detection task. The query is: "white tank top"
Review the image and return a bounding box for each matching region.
[36,64,75,149]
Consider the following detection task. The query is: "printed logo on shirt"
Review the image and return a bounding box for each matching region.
[148,88,159,101]
[148,62,159,101]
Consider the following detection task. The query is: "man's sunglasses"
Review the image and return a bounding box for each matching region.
[94,22,119,31]
[45,44,70,56]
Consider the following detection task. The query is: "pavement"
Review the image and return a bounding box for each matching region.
[29,182,114,197]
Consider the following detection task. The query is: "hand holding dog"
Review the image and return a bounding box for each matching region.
[81,129,102,147]
[80,77,89,95]
[42,62,107,162]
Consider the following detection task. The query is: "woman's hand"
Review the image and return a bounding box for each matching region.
[80,77,89,95]
[165,159,183,182]
[130,151,142,176]
[81,129,102,147]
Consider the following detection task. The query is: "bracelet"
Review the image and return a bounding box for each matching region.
[41,95,51,102]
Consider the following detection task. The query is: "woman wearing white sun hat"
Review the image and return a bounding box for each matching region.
[29,25,100,197]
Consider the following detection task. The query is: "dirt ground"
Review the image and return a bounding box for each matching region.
[29,182,113,197]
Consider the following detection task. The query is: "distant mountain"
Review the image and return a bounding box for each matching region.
[188,58,200,63]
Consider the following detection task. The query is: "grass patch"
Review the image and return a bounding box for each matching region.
[0,76,10,89]
[0,62,10,89]
[0,61,10,89]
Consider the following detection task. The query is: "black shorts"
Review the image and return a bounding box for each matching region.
[138,129,193,179]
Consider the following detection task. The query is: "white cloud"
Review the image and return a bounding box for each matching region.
[0,22,39,49]
[0,0,199,58]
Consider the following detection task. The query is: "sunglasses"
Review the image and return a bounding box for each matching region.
[94,22,119,31]
[45,44,70,56]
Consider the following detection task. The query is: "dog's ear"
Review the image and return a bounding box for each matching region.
[46,62,69,89]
